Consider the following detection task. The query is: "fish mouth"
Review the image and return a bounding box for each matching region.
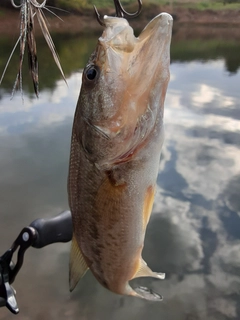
[99,16,136,54]
[94,11,173,118]
[97,12,173,57]
[98,12,172,52]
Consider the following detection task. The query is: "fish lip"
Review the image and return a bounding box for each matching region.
[145,12,173,28]
[139,12,173,40]
[99,16,130,45]
[100,16,130,40]
[98,16,136,54]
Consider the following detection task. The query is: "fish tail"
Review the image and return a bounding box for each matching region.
[132,258,165,280]
[130,286,163,301]
[128,258,165,301]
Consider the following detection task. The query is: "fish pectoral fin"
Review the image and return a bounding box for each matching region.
[133,259,165,280]
[69,233,89,292]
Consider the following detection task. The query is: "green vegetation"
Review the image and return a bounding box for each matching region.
[1,0,240,11]
[171,38,240,73]
[145,0,240,10]
[176,0,240,11]
[1,29,239,96]
[54,0,240,11]
[0,33,97,94]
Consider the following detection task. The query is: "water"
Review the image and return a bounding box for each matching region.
[0,22,240,320]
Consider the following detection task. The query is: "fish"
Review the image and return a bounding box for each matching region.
[68,11,173,301]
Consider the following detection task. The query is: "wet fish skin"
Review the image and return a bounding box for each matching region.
[68,12,173,300]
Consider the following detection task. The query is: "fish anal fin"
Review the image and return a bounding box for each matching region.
[69,233,88,292]
[133,259,165,280]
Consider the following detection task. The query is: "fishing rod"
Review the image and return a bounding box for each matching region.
[0,210,72,314]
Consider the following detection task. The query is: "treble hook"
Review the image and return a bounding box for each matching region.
[94,0,142,26]
[114,0,142,18]
[10,0,22,9]
[10,0,47,9]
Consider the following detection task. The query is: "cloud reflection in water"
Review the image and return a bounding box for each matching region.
[0,59,239,319]
[152,60,240,319]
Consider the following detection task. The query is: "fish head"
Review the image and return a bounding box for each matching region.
[77,13,173,168]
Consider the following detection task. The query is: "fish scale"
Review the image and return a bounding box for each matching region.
[68,12,173,300]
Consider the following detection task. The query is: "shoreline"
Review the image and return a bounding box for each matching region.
[0,6,240,37]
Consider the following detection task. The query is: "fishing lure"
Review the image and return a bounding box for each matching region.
[0,0,65,98]
[0,0,142,98]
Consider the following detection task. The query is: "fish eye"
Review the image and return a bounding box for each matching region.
[85,65,99,81]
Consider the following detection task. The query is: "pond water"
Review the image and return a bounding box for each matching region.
[0,19,240,320]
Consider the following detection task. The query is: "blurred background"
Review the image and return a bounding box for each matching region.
[0,0,240,319]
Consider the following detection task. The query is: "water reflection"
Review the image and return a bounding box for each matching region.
[0,26,240,320]
[0,34,97,95]
[1,26,240,96]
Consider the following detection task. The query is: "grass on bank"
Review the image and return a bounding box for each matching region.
[172,0,240,10]
[46,0,240,11]
[1,0,240,11]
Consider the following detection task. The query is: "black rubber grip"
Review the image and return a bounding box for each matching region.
[30,210,73,248]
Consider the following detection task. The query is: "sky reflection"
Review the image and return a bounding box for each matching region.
[0,72,81,134]
[0,58,239,320]
[154,60,240,319]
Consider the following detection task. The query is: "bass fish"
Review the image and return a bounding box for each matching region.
[68,12,173,301]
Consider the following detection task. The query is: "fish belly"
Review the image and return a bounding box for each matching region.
[68,121,164,295]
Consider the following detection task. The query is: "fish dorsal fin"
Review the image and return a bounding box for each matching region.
[69,233,89,292]
[133,259,165,280]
